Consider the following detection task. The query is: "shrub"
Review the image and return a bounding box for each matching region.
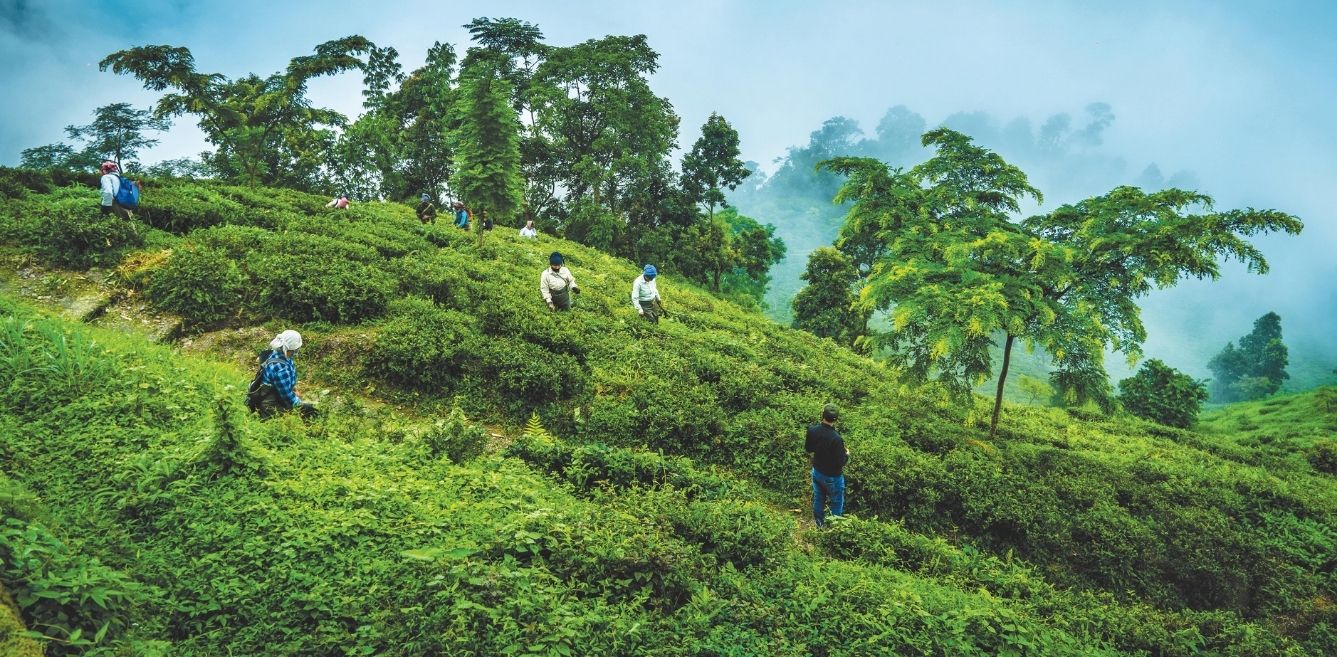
[249,252,394,323]
[420,406,488,464]
[469,338,587,416]
[28,198,144,268]
[1118,359,1209,428]
[1309,439,1337,475]
[145,245,246,326]
[366,298,475,390]
[0,517,142,656]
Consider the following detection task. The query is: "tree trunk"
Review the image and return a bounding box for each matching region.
[990,333,1015,438]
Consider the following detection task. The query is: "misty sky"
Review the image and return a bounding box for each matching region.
[3,0,1333,377]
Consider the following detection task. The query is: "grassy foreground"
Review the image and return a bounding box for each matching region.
[0,169,1334,655]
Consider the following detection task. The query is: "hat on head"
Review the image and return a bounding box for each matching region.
[100,161,118,174]
[549,251,564,265]
[420,193,431,202]
[821,404,840,422]
[269,329,303,355]
[643,264,657,277]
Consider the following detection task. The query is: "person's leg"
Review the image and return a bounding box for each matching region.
[830,475,845,519]
[812,469,827,526]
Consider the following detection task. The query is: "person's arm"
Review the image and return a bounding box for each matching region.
[541,271,554,305]
[100,175,117,207]
[564,267,577,292]
[631,279,642,312]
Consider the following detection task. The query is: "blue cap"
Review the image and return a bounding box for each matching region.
[643,264,657,277]
[550,252,564,265]
[420,193,430,202]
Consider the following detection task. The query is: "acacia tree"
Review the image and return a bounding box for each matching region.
[100,37,372,189]
[449,58,524,247]
[65,103,171,170]
[825,129,1303,436]
[681,113,750,220]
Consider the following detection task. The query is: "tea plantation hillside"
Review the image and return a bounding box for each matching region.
[1198,387,1337,474]
[1,170,1335,655]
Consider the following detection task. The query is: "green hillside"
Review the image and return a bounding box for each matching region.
[1,171,1335,655]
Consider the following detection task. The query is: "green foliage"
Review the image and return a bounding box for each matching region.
[824,129,1302,436]
[421,406,489,463]
[1311,439,1337,476]
[1208,312,1290,401]
[101,37,373,190]
[26,196,145,268]
[450,59,525,244]
[1,168,1334,655]
[366,297,475,390]
[0,516,142,656]
[792,246,868,349]
[145,245,245,326]
[1118,359,1209,428]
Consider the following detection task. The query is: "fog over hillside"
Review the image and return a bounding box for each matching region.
[3,0,1333,386]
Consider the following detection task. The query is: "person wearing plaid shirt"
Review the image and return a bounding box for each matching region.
[254,329,317,419]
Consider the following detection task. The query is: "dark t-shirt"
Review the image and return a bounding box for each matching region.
[805,423,847,477]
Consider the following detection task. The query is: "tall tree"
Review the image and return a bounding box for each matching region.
[461,18,552,221]
[824,129,1303,436]
[529,34,678,216]
[681,113,750,220]
[1208,312,1290,401]
[19,144,97,172]
[64,102,171,170]
[792,246,868,350]
[100,37,372,189]
[449,59,524,247]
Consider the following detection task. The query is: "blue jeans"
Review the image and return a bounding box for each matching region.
[812,468,845,526]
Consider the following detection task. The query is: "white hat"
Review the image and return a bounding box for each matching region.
[269,329,303,354]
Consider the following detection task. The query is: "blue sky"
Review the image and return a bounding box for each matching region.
[3,0,1334,374]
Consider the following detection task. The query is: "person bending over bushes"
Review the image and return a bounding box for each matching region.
[631,264,667,323]
[247,329,318,420]
[541,251,580,311]
[805,404,849,527]
[416,193,437,224]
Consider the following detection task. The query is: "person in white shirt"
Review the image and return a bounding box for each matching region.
[541,252,579,311]
[631,264,664,323]
[519,219,538,238]
[98,161,133,219]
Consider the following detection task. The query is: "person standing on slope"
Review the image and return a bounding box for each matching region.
[631,264,665,323]
[541,251,580,311]
[416,193,437,224]
[805,404,849,527]
[98,161,133,219]
[519,219,538,238]
[452,201,470,230]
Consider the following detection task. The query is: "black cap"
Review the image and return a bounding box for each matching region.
[821,404,840,422]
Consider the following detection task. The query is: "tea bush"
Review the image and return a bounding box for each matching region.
[248,250,394,323]
[145,245,246,326]
[419,406,488,463]
[366,297,475,390]
[26,196,144,268]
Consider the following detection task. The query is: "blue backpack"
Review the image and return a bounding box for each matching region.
[114,175,140,209]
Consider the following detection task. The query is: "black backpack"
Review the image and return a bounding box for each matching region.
[245,351,279,414]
